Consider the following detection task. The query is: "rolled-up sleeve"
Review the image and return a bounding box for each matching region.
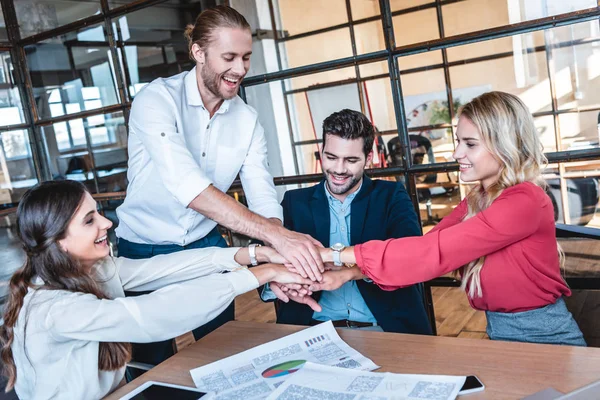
[239,119,283,221]
[129,83,212,206]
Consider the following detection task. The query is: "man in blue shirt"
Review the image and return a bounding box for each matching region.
[269,109,432,334]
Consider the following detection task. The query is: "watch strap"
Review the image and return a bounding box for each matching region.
[332,249,342,266]
[248,243,261,266]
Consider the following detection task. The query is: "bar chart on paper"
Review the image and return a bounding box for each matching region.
[261,360,307,378]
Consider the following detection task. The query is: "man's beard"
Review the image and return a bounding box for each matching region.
[200,59,239,100]
[324,171,361,195]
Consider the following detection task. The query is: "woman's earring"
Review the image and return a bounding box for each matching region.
[109,241,114,258]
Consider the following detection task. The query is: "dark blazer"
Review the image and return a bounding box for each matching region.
[276,176,433,335]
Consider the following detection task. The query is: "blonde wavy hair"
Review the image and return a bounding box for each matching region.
[456,91,560,298]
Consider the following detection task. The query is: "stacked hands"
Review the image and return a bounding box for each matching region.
[248,244,363,313]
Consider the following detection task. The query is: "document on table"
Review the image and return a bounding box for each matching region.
[267,362,466,400]
[190,321,379,400]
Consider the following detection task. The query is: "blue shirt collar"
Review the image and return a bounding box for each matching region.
[324,180,363,207]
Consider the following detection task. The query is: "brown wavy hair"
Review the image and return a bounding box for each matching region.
[0,180,131,392]
[184,5,251,61]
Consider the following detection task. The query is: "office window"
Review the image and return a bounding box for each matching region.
[111,5,196,96]
[359,61,389,78]
[350,0,380,19]
[393,8,439,47]
[398,51,443,70]
[0,5,7,41]
[558,110,600,152]
[277,0,347,36]
[390,0,432,12]
[363,77,396,133]
[399,67,449,129]
[15,0,102,38]
[41,111,126,182]
[0,52,26,130]
[280,28,354,69]
[551,22,600,111]
[354,20,385,55]
[535,115,558,153]
[443,0,597,37]
[24,23,121,120]
[295,143,321,176]
[414,171,461,230]
[0,129,38,205]
[448,48,551,112]
[544,161,600,228]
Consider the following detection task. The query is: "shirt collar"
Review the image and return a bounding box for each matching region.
[184,66,232,114]
[324,181,363,206]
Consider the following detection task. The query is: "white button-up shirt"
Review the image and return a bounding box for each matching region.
[116,67,283,245]
[12,247,258,400]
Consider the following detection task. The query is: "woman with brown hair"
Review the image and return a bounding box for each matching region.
[0,180,310,399]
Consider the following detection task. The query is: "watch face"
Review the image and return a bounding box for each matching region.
[331,243,345,251]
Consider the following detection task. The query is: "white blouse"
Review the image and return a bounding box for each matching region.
[11,247,258,400]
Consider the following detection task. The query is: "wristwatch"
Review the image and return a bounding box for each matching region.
[248,243,261,266]
[330,242,345,267]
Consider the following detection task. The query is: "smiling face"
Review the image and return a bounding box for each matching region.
[58,192,113,270]
[453,115,503,189]
[321,134,372,201]
[193,27,252,102]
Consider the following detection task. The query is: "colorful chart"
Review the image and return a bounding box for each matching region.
[261,360,306,378]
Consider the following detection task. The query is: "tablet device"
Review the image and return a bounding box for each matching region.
[119,381,208,400]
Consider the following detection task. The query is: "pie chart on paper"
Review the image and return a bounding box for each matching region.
[261,360,307,378]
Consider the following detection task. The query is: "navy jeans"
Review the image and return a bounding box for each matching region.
[118,227,234,379]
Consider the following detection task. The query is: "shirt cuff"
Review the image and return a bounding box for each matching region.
[226,268,260,295]
[261,283,277,301]
[211,247,243,271]
[250,203,284,222]
[176,176,212,207]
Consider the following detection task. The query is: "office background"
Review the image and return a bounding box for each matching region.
[0,0,599,342]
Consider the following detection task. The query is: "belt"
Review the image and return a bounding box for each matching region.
[310,319,375,328]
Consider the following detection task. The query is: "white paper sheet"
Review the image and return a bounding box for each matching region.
[267,363,466,400]
[190,321,379,400]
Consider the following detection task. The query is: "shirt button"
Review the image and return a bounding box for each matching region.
[347,303,351,307]
[160,132,165,137]
[206,124,210,129]
[341,208,345,212]
[202,152,206,157]
[341,226,346,231]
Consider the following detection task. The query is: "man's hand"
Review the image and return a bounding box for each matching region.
[308,269,362,292]
[270,227,324,282]
[270,282,322,312]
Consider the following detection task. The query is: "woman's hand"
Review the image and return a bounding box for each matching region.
[269,264,314,285]
[270,282,322,312]
[256,246,287,264]
[250,263,313,287]
[308,268,364,292]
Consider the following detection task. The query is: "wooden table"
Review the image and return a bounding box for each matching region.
[105,321,600,400]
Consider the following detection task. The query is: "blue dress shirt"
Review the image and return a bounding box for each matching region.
[311,184,377,324]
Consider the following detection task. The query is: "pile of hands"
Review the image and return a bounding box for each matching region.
[257,244,358,313]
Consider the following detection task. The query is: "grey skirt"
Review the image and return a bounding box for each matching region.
[485,297,586,346]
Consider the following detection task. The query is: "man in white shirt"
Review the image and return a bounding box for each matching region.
[115,6,323,374]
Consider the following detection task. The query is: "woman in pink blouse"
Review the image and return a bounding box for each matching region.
[315,91,585,346]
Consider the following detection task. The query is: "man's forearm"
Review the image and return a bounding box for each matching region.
[189,185,280,243]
